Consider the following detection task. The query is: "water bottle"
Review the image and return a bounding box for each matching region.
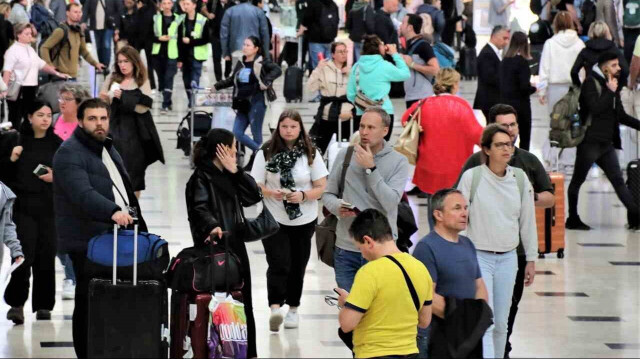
[570,113,581,138]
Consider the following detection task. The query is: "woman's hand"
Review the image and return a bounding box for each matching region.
[285,191,304,204]
[206,227,224,243]
[39,168,53,183]
[271,189,285,201]
[385,44,398,55]
[216,144,237,173]
[113,89,122,99]
[10,146,22,162]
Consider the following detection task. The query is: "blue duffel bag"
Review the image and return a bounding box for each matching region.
[87,224,170,281]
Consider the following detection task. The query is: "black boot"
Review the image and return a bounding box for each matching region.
[244,151,257,172]
[566,216,591,230]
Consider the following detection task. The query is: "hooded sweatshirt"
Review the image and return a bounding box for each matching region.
[346,53,410,116]
[307,60,354,119]
[0,182,24,261]
[539,30,585,97]
[322,141,409,252]
[570,38,628,87]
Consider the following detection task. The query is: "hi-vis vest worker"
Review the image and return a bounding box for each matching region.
[182,13,210,61]
[152,13,181,59]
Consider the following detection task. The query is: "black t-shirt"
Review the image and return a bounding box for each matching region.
[555,0,573,12]
[159,15,174,56]
[407,37,436,64]
[235,61,258,98]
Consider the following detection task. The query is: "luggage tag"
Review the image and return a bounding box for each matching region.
[183,336,194,358]
[189,304,197,321]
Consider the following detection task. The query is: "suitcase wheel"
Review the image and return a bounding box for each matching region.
[557,248,564,259]
[538,252,545,259]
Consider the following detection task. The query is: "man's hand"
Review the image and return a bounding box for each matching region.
[112,210,134,226]
[81,23,87,31]
[14,256,24,264]
[177,62,183,69]
[296,25,307,37]
[339,207,357,218]
[38,168,53,183]
[207,13,215,19]
[607,74,619,92]
[206,227,223,243]
[335,288,349,307]
[182,37,190,44]
[159,35,170,42]
[10,146,22,162]
[354,144,375,169]
[224,56,231,61]
[402,54,413,66]
[95,63,106,72]
[524,261,536,286]
[216,144,237,173]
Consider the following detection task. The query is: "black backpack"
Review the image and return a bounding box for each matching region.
[581,0,597,33]
[318,1,339,43]
[529,19,553,45]
[47,24,70,63]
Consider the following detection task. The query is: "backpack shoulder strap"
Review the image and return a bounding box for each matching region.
[407,38,424,55]
[512,167,526,200]
[338,146,355,198]
[469,166,482,203]
[385,255,420,312]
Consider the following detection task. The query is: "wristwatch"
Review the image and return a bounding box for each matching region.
[365,166,377,175]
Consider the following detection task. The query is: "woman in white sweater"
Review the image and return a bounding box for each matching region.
[457,124,538,359]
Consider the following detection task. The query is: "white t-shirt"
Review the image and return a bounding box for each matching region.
[3,43,47,86]
[251,149,329,226]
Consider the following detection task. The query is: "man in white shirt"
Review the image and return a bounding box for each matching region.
[473,26,510,119]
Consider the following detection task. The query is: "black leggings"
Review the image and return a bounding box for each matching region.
[568,142,639,226]
[262,220,316,307]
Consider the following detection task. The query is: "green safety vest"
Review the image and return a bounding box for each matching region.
[152,13,180,59]
[182,13,209,61]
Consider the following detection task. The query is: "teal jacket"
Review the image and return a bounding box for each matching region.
[346,53,410,116]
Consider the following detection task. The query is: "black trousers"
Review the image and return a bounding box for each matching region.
[135,42,156,89]
[310,118,360,155]
[261,220,316,307]
[406,100,419,109]
[7,85,37,130]
[153,54,178,109]
[211,38,232,81]
[69,251,91,359]
[354,114,394,141]
[568,142,639,226]
[4,198,56,312]
[505,254,526,357]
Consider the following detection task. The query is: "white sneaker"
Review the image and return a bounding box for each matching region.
[62,279,75,300]
[269,308,284,332]
[284,310,299,329]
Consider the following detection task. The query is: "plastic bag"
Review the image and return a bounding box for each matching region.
[208,294,248,359]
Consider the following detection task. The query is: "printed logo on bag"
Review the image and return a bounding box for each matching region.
[219,323,248,342]
[218,260,225,266]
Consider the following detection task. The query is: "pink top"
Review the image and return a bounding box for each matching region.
[53,116,77,141]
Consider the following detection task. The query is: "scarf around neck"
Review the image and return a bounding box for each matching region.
[265,141,307,220]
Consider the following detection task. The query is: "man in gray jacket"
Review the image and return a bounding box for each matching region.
[220,0,271,61]
[49,0,67,23]
[322,107,409,291]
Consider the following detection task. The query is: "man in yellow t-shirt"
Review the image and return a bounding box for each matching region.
[336,209,433,359]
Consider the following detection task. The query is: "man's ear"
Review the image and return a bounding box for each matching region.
[362,235,375,247]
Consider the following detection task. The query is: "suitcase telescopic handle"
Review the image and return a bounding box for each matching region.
[112,218,140,286]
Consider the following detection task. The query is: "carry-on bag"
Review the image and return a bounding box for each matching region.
[327,117,354,171]
[170,292,212,359]
[208,294,248,359]
[627,159,639,226]
[537,145,566,258]
[87,222,169,358]
[283,37,304,102]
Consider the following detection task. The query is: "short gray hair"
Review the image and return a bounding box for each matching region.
[58,83,91,104]
[430,188,463,224]
[362,106,391,127]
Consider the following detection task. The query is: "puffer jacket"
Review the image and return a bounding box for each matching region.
[0,182,23,261]
[214,55,282,101]
[346,53,410,115]
[53,126,147,253]
[307,60,354,120]
[570,38,628,87]
[538,30,585,97]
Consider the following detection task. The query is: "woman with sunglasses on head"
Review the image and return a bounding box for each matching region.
[456,124,538,359]
[251,109,328,332]
[4,100,61,325]
[186,128,263,358]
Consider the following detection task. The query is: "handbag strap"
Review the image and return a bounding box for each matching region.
[385,255,420,312]
[338,146,355,198]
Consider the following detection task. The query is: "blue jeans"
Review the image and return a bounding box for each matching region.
[308,42,332,70]
[233,93,266,151]
[353,42,363,63]
[476,250,517,359]
[154,55,177,108]
[57,252,75,283]
[183,59,204,107]
[417,330,431,358]
[93,29,114,67]
[334,247,367,291]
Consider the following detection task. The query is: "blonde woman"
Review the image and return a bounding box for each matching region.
[100,45,164,197]
[571,21,628,87]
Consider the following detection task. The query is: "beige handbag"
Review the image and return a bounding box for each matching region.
[394,99,425,165]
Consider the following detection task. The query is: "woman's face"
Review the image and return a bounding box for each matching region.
[59,91,78,117]
[332,44,348,65]
[117,54,134,77]
[124,0,135,9]
[29,106,53,132]
[17,27,33,44]
[483,132,514,166]
[279,117,301,144]
[243,39,259,58]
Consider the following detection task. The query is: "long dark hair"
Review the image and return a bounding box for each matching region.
[111,45,148,87]
[21,99,54,136]
[504,31,531,60]
[192,128,235,165]
[264,109,315,165]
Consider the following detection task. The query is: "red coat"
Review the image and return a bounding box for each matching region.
[401,95,483,194]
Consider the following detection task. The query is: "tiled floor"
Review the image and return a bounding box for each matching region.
[0,35,639,358]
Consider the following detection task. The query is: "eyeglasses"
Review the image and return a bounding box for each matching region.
[325,295,341,309]
[334,50,348,54]
[58,97,76,103]
[493,141,514,150]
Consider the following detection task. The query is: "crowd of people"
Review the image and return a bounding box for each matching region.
[0,0,638,358]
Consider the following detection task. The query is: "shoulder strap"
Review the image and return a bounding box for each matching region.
[512,167,526,200]
[338,146,354,197]
[385,255,420,312]
[407,38,424,55]
[469,166,482,203]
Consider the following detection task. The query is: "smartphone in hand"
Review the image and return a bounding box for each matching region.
[33,164,49,177]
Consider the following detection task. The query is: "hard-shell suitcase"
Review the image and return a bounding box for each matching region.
[87,223,169,358]
[536,172,566,258]
[283,37,304,103]
[327,117,354,172]
[627,160,639,225]
[170,293,212,359]
[458,46,477,80]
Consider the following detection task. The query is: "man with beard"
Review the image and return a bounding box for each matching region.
[567,52,640,231]
[52,98,147,358]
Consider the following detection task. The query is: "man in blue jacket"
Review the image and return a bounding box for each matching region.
[220,0,271,61]
[53,98,146,359]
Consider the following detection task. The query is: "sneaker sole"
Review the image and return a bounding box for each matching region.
[269,313,284,332]
[284,322,298,329]
[7,315,23,325]
[62,294,75,300]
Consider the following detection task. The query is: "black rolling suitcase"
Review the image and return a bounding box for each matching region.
[87,223,169,358]
[284,37,304,103]
[628,160,640,225]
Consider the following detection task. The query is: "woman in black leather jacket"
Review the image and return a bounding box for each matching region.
[185,128,262,358]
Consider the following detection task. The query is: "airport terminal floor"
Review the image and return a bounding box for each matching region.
[0,42,639,358]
